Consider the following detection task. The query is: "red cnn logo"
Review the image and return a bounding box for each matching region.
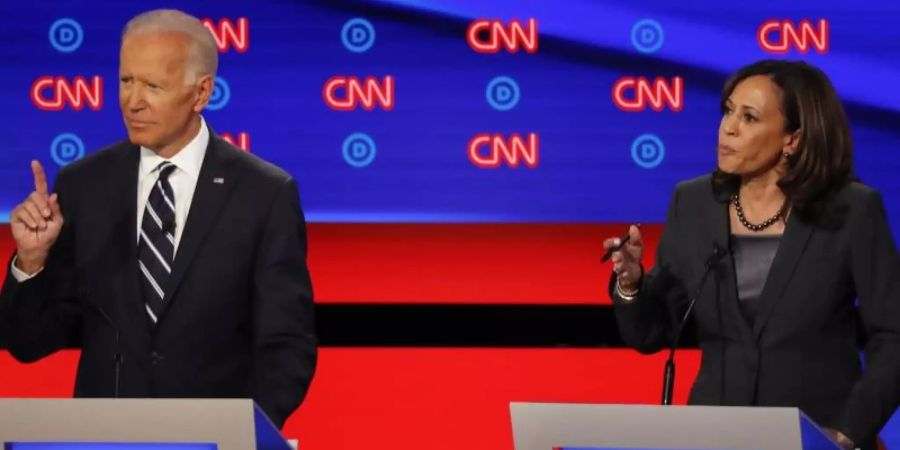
[468,133,539,169]
[757,19,828,54]
[30,76,103,111]
[202,18,249,53]
[323,76,395,111]
[612,76,683,112]
[221,132,250,152]
[466,18,538,53]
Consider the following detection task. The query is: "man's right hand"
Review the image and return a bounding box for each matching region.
[10,160,64,275]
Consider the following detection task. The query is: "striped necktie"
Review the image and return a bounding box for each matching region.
[138,161,177,324]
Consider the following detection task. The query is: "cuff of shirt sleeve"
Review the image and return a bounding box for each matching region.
[9,255,43,282]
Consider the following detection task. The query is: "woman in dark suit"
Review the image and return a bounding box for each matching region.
[603,60,900,450]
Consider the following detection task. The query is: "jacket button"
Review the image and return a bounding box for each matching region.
[150,351,164,365]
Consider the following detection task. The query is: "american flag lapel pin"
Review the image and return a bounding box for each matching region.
[213,177,225,184]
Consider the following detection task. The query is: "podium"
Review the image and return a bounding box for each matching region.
[510,402,841,450]
[0,399,292,450]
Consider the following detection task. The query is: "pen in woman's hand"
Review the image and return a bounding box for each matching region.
[601,224,641,263]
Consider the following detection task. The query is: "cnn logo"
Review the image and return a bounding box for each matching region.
[757,19,828,54]
[202,18,249,53]
[221,132,250,152]
[323,76,394,111]
[466,18,538,54]
[468,133,539,169]
[612,76,683,112]
[31,76,103,111]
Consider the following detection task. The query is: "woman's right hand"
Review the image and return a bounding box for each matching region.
[603,225,644,289]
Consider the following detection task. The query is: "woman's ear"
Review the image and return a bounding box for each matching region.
[783,128,801,156]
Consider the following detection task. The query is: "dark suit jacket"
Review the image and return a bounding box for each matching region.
[611,174,900,448]
[0,131,317,428]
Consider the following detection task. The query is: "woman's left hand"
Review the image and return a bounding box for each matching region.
[823,427,855,450]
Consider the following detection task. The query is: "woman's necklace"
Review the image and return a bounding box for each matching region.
[731,193,788,232]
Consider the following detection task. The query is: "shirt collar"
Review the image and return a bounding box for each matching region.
[139,115,209,180]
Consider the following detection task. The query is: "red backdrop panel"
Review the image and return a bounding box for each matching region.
[306,223,661,304]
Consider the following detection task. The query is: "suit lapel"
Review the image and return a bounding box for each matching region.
[102,142,140,248]
[704,196,755,347]
[156,135,238,321]
[103,143,153,353]
[751,212,813,340]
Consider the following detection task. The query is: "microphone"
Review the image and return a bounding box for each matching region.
[88,302,123,398]
[661,242,728,405]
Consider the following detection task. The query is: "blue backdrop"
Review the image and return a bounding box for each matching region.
[1,0,898,226]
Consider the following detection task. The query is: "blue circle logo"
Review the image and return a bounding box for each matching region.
[631,134,665,169]
[486,76,520,111]
[341,18,376,53]
[631,19,664,54]
[207,77,231,111]
[49,18,83,53]
[342,133,377,168]
[51,133,85,166]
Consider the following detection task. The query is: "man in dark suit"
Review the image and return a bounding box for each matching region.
[0,9,316,427]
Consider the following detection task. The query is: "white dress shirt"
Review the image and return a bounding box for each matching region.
[136,117,209,254]
[11,116,210,282]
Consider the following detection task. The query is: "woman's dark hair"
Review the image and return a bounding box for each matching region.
[712,60,853,225]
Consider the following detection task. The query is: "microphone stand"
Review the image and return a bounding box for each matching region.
[661,244,726,405]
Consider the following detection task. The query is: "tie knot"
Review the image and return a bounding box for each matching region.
[156,162,177,180]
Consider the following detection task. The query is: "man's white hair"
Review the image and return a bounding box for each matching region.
[122,9,218,84]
